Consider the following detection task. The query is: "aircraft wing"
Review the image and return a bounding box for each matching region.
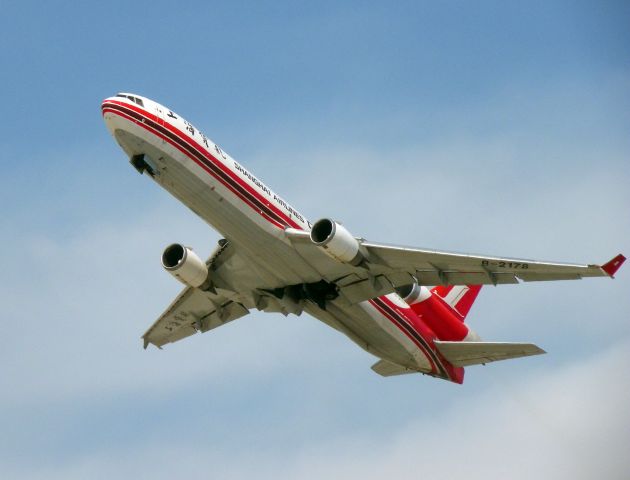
[144,229,624,346]
[362,242,625,286]
[285,229,624,304]
[142,240,259,348]
[142,285,249,348]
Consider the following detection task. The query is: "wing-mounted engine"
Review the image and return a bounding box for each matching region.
[310,218,364,266]
[162,243,209,288]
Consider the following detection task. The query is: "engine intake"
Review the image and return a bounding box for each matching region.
[310,218,363,265]
[395,281,430,305]
[162,243,208,288]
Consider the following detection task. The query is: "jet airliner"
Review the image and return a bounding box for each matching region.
[102,93,625,383]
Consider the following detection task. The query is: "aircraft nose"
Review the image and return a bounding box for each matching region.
[101,96,118,135]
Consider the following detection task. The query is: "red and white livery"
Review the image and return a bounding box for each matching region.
[102,93,625,384]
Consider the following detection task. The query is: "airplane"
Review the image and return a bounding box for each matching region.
[102,92,625,384]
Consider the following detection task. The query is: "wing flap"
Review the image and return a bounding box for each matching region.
[516,272,583,282]
[434,341,546,367]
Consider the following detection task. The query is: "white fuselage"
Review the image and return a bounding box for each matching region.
[102,93,455,381]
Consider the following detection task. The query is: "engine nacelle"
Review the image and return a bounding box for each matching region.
[310,218,363,265]
[162,243,208,288]
[395,281,431,304]
[396,282,472,341]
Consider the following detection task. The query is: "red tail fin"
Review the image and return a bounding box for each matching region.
[405,285,482,341]
[430,285,482,321]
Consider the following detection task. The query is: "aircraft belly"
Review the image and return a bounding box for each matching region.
[113,127,433,372]
[113,128,320,288]
[310,299,432,372]
[111,115,436,375]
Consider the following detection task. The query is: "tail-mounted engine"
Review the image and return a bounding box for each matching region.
[395,281,431,304]
[396,281,473,341]
[310,218,364,265]
[162,243,209,288]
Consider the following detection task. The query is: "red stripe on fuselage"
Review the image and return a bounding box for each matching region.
[368,298,442,377]
[103,105,290,229]
[103,99,464,381]
[370,296,463,382]
[102,100,304,230]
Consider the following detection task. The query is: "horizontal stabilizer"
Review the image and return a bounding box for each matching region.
[371,359,416,377]
[434,341,546,367]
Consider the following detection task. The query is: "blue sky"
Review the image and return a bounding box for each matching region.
[1,1,629,478]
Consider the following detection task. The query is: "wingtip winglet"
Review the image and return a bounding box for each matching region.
[601,254,626,277]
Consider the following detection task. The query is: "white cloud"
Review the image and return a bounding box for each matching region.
[352,340,629,480]
[5,340,627,480]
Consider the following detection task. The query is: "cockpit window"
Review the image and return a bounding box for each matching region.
[115,94,144,107]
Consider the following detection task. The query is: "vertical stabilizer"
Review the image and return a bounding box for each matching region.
[404,284,482,341]
[431,285,482,321]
